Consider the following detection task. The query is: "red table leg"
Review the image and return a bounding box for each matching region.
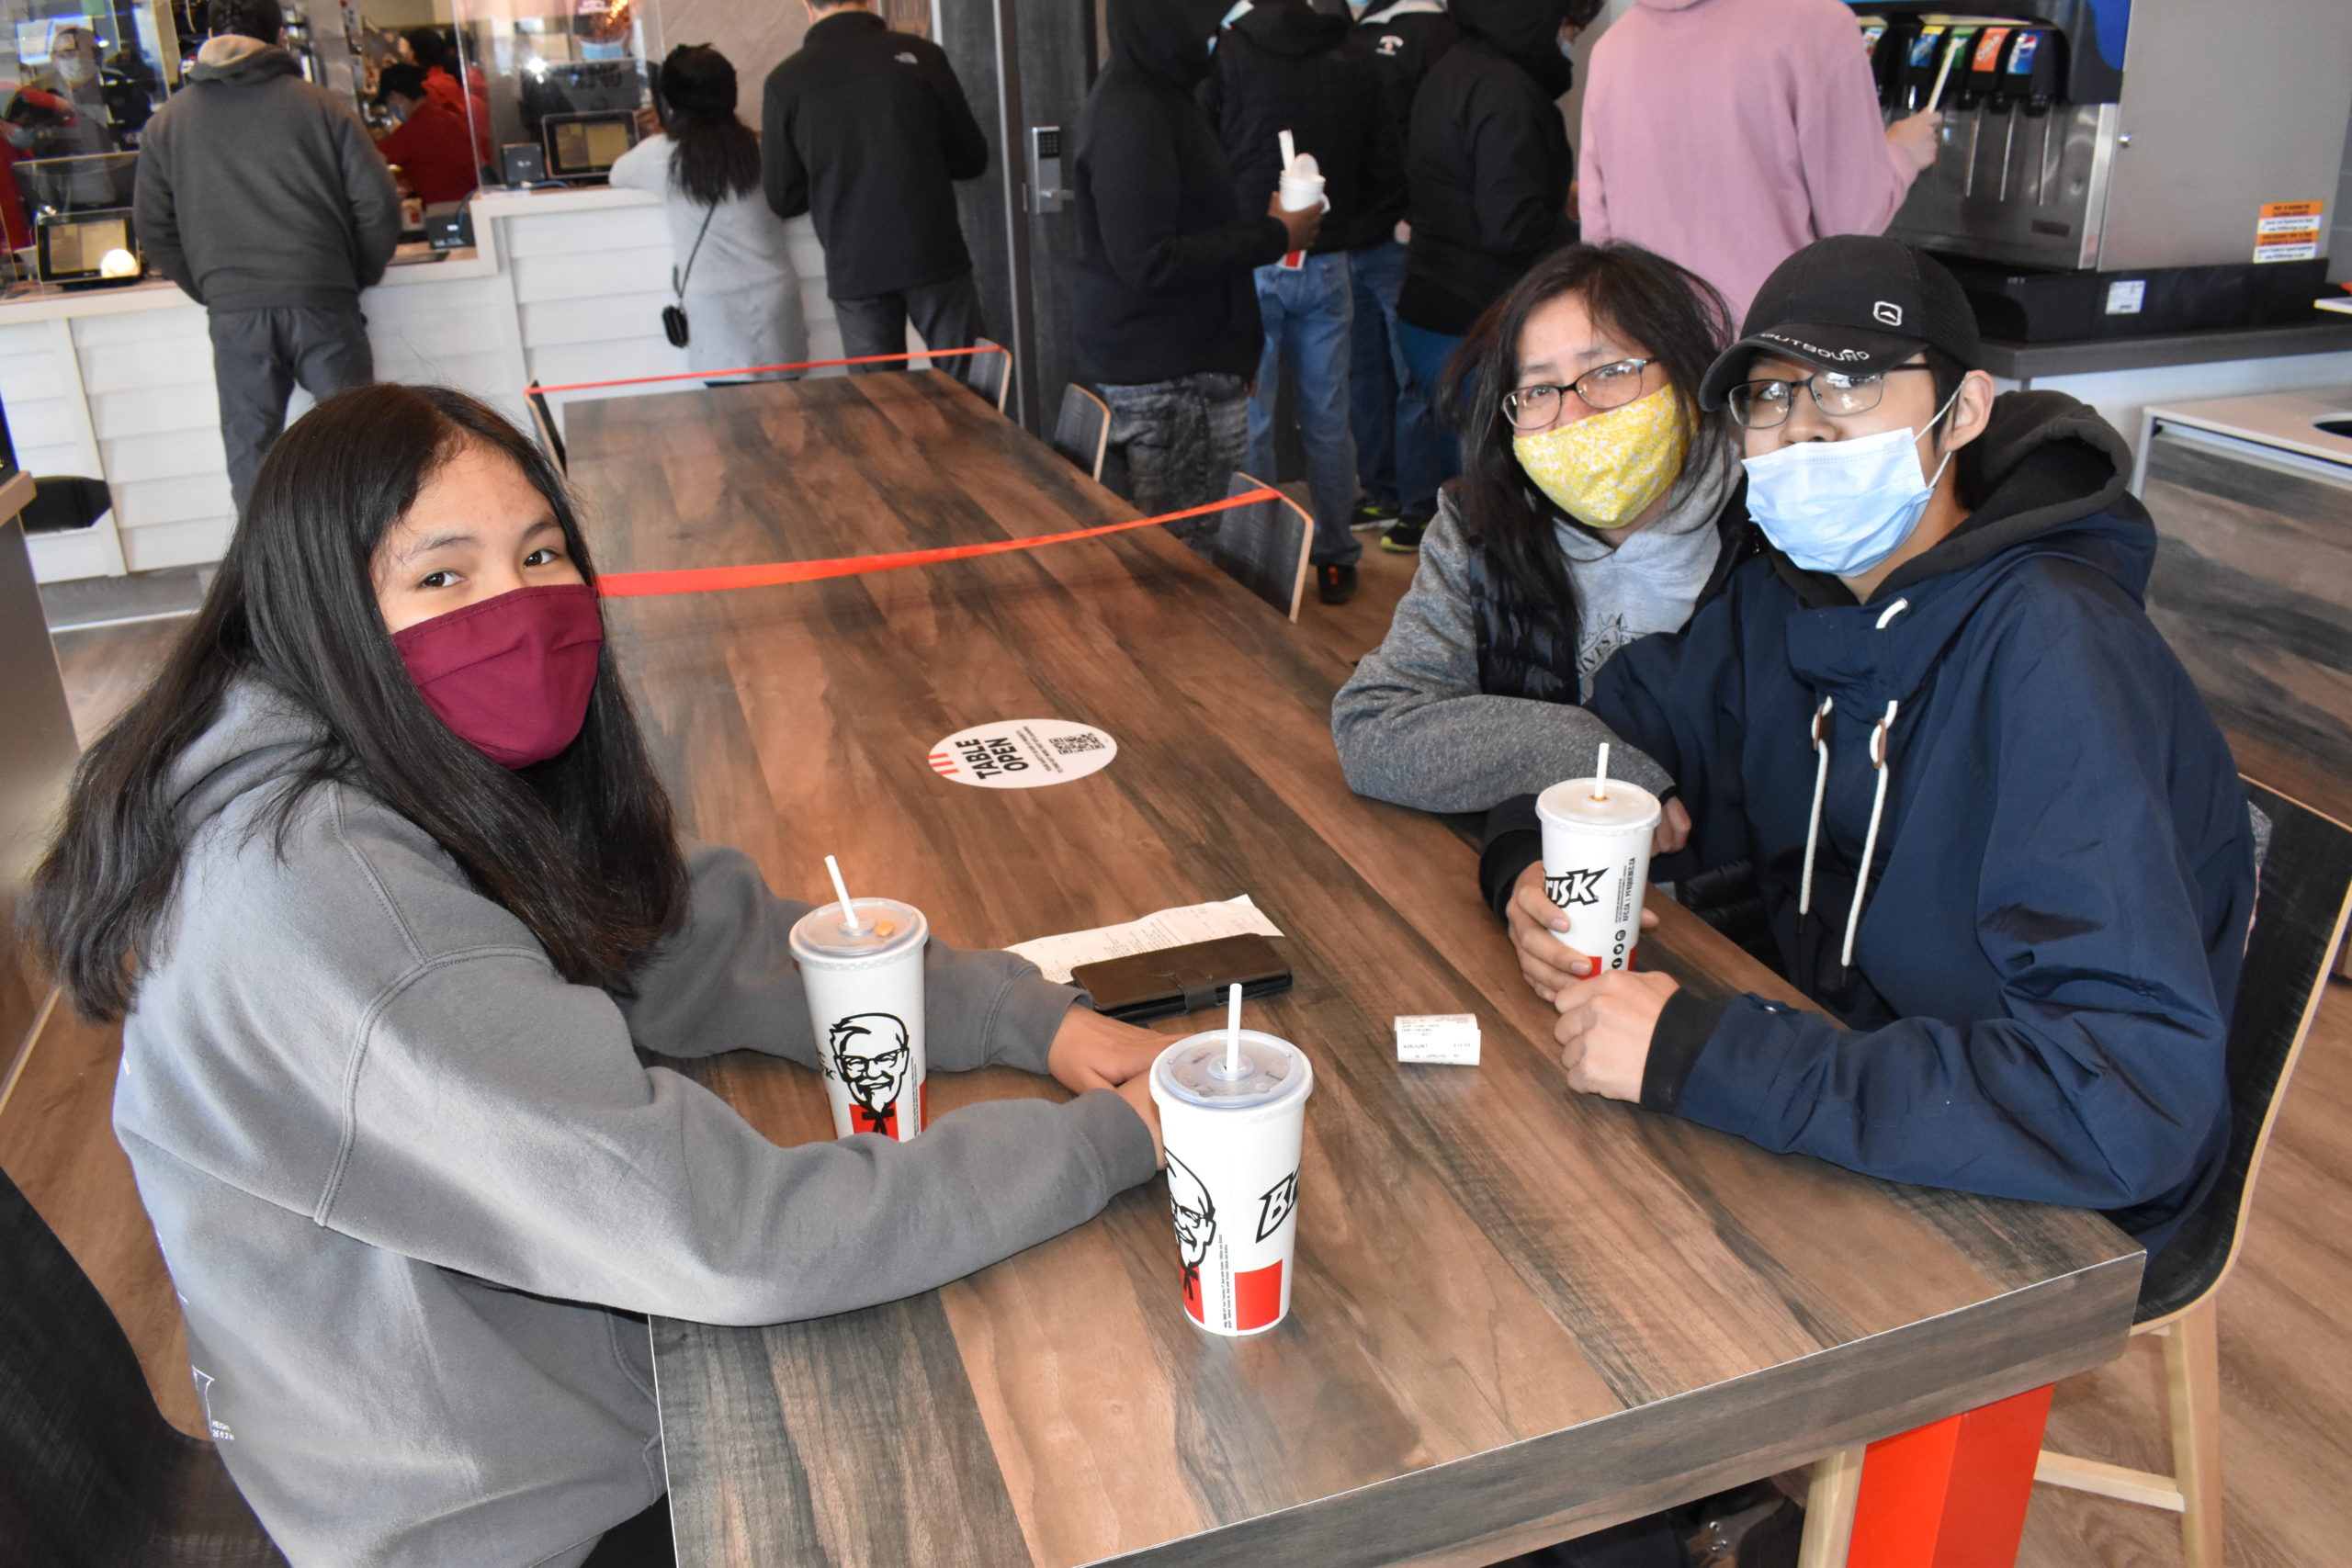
[1846,1384,2054,1568]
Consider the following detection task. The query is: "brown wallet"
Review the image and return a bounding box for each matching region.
[1069,934,1294,1022]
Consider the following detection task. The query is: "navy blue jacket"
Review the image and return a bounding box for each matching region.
[1483,392,2255,1252]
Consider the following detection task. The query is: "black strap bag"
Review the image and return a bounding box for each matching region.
[662,203,718,349]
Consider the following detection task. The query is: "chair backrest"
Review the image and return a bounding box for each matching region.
[2136,781,2352,1324]
[1202,472,1313,623]
[966,338,1011,412]
[1051,385,1112,481]
[0,1163,283,1564]
[524,380,567,474]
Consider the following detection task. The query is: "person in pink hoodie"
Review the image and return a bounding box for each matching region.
[1577,0,1940,321]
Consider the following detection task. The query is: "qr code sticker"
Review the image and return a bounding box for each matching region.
[1048,732,1106,756]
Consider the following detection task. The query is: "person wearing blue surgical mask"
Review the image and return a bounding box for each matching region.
[1478,233,2254,1268]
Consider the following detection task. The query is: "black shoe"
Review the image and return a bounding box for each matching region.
[1380,518,1425,553]
[1350,498,1401,531]
[1317,562,1358,605]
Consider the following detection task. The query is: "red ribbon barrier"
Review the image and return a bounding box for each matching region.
[596,488,1283,599]
[534,344,1012,397]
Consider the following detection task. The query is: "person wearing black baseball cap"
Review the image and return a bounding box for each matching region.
[1479,234,2256,1259]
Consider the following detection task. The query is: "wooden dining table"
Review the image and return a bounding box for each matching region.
[569,372,2143,1568]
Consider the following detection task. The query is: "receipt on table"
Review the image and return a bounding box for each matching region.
[1396,1013,1481,1066]
[1005,895,1285,986]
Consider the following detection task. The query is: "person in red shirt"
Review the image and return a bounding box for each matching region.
[403,27,491,175]
[2,89,79,253]
[374,64,477,204]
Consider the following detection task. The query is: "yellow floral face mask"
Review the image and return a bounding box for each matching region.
[1510,385,1691,530]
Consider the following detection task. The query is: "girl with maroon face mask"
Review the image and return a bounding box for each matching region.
[29,385,1169,1568]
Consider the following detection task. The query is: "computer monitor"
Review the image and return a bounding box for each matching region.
[35,208,136,285]
[541,110,639,181]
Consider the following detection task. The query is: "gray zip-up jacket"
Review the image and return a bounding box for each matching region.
[132,39,401,310]
[113,682,1158,1567]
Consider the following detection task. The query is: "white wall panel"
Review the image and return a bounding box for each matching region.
[122,516,235,572]
[510,249,673,306]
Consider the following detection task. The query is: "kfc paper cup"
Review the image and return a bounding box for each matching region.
[789,897,929,1142]
[1535,777,1661,973]
[1149,1029,1313,1337]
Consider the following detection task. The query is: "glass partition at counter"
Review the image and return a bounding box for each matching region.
[1,0,178,152]
[452,0,646,186]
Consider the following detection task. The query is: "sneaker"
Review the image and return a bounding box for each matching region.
[1350,498,1400,531]
[1316,562,1358,605]
[1380,518,1425,553]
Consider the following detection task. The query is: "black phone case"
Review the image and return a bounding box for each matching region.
[1070,934,1293,1022]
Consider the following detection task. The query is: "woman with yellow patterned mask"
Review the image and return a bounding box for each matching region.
[1335,243,1751,860]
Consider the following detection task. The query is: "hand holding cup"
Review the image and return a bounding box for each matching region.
[1509,861,1661,1002]
[1269,190,1322,256]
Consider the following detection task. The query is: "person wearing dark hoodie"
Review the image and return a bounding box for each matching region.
[1481,237,2255,1259]
[133,0,399,517]
[28,383,1167,1568]
[1344,0,1459,545]
[1201,0,1400,604]
[1391,0,1595,552]
[1076,0,1319,527]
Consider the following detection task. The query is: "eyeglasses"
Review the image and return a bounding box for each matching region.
[1502,357,1653,429]
[1727,366,1935,429]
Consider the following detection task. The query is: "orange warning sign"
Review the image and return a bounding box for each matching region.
[2254,200,2324,265]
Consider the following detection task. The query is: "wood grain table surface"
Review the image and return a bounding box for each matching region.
[567,373,2143,1568]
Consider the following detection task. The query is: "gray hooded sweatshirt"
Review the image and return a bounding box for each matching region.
[113,682,1159,1567]
[132,38,401,310]
[1330,434,1736,813]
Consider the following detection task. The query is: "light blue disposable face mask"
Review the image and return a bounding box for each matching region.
[1742,387,1962,577]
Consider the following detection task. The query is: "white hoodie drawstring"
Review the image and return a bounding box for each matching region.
[1798,696,1835,917]
[1798,596,1911,966]
[1841,700,1901,969]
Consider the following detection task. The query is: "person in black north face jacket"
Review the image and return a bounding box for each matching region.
[762,1,990,371]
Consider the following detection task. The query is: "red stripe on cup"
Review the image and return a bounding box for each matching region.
[1234,1259,1284,1331]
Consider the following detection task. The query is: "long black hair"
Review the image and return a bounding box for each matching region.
[29,384,689,1022]
[658,45,760,209]
[1439,242,1734,629]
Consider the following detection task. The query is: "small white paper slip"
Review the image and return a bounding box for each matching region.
[1003,895,1284,986]
[1396,1013,1481,1066]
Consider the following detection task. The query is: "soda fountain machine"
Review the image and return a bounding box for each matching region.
[1849,0,2352,340]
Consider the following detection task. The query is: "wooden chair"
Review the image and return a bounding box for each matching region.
[1799,781,2352,1568]
[964,338,1012,412]
[0,1163,288,1566]
[1051,384,1112,480]
[1197,472,1313,623]
[524,380,567,474]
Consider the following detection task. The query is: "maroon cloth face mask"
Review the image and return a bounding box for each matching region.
[390,582,605,768]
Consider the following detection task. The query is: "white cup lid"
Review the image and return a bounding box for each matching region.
[788,897,927,962]
[1153,1030,1311,1111]
[1536,777,1661,830]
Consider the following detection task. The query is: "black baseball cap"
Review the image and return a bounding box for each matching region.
[1698,235,1982,410]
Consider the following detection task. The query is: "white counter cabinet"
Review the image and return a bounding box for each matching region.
[0,186,842,582]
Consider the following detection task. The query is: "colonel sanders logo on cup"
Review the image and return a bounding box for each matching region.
[827,1012,914,1138]
[1166,1151,1217,1321]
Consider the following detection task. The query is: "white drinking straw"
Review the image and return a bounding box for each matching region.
[824,854,865,933]
[1927,35,1959,113]
[1592,742,1611,802]
[1279,129,1296,169]
[1227,983,1244,1077]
